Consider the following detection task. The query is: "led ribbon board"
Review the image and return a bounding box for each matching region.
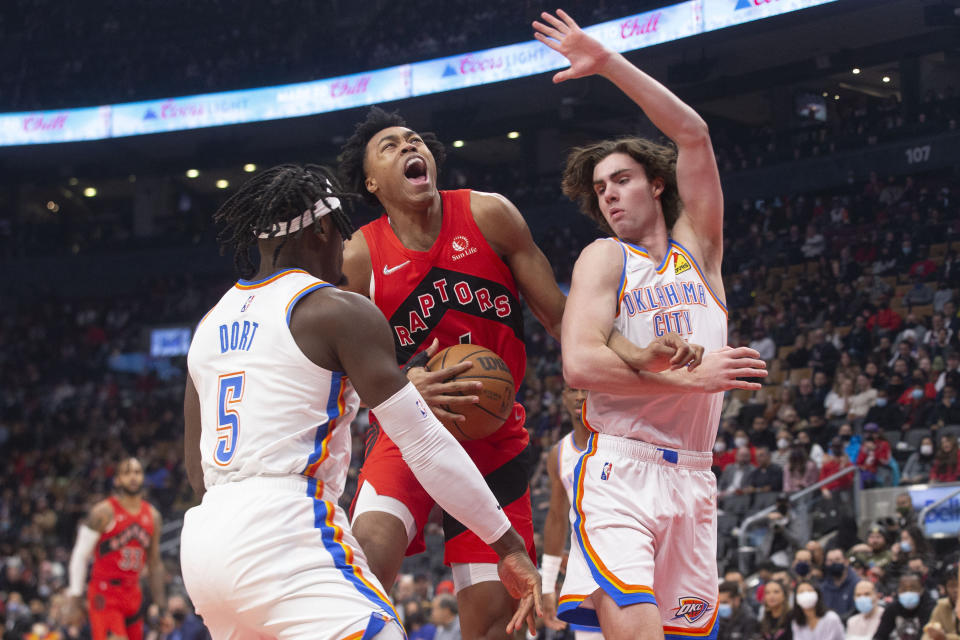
[0,0,838,146]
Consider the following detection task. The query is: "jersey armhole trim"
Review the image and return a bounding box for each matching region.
[669,240,728,314]
[612,239,627,317]
[285,282,332,326]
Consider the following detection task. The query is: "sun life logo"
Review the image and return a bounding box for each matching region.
[450,235,478,261]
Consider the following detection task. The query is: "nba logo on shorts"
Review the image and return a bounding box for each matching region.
[671,597,711,624]
[600,462,613,481]
[240,295,255,312]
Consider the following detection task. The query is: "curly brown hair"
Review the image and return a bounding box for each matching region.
[561,137,680,236]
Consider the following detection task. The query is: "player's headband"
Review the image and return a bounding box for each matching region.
[256,182,341,239]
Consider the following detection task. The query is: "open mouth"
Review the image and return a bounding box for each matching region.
[404,156,428,185]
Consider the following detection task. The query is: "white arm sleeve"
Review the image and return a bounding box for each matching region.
[372,382,511,545]
[67,524,100,597]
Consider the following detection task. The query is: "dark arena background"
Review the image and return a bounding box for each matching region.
[1,1,959,638]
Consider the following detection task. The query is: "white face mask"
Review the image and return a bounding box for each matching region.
[921,444,933,456]
[714,441,726,453]
[796,591,819,610]
[735,437,749,448]
[777,438,791,450]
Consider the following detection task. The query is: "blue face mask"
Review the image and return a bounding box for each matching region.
[876,398,888,407]
[900,541,912,554]
[911,388,924,400]
[794,561,811,576]
[718,603,733,619]
[898,591,920,609]
[855,596,874,614]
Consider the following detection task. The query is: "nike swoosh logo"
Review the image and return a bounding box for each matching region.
[382,261,410,275]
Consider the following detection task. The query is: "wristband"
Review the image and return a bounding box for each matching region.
[401,350,430,374]
[541,553,562,594]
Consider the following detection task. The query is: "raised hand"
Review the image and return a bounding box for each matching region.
[533,9,613,83]
[689,346,768,392]
[405,338,481,423]
[498,550,544,634]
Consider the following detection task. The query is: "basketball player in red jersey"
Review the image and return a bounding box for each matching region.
[336,107,563,639]
[66,457,166,640]
[339,108,698,638]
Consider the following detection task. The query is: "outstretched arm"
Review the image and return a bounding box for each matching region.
[534,9,724,272]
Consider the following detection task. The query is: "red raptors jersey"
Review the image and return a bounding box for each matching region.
[91,497,154,587]
[363,190,526,390]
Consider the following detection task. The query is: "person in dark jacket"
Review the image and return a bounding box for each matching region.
[820,547,858,617]
[717,580,759,640]
[874,573,936,640]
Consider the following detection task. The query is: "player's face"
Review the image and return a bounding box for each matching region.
[363,126,438,208]
[592,152,664,242]
[116,459,144,496]
[561,387,587,423]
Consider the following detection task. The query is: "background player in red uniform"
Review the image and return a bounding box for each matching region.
[338,107,566,640]
[66,457,166,640]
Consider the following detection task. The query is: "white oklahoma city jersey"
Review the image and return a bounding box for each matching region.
[187,268,359,497]
[582,239,728,453]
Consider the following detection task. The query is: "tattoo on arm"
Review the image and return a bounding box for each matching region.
[83,504,111,532]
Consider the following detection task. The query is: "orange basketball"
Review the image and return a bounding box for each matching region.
[425,344,515,441]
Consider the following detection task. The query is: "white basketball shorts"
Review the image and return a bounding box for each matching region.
[180,476,401,640]
[557,433,719,640]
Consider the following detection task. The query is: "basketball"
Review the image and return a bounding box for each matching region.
[426,344,515,441]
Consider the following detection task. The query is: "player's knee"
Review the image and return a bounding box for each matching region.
[352,512,407,551]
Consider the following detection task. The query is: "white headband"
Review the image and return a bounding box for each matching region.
[256,193,341,239]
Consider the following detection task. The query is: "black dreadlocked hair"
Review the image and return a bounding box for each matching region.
[213,163,355,279]
[337,106,446,207]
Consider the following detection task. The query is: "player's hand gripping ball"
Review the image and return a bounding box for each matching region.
[426,344,514,440]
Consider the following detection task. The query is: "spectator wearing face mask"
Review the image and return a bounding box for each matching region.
[865,390,906,432]
[792,548,818,581]
[921,569,959,640]
[716,580,758,640]
[874,573,936,640]
[791,580,844,640]
[772,429,793,469]
[847,580,885,640]
[932,435,960,483]
[820,548,859,616]
[903,437,936,484]
[713,435,737,472]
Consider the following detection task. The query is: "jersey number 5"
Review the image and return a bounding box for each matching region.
[215,372,245,466]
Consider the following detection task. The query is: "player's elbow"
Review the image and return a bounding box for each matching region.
[676,119,710,147]
[562,351,591,389]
